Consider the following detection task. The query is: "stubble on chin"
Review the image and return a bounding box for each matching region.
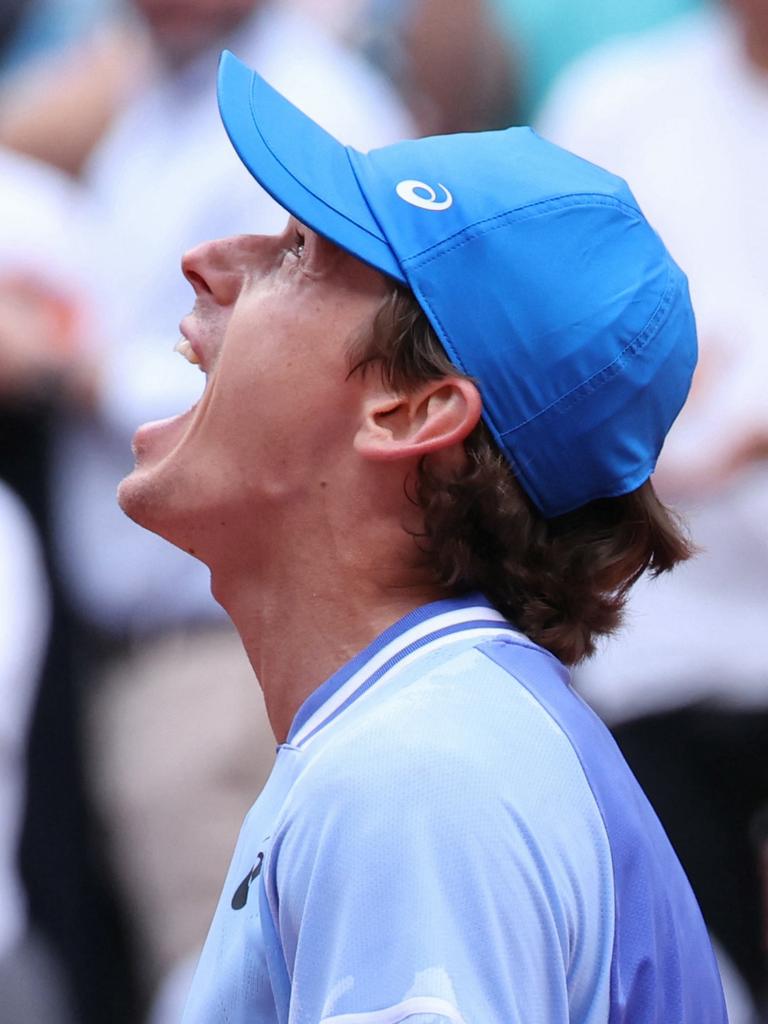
[118,466,176,541]
[117,465,215,566]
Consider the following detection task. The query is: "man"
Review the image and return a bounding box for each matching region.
[119,52,728,1022]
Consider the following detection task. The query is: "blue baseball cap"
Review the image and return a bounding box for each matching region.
[217,50,697,518]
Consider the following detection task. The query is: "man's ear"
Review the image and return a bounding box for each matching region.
[354,376,483,462]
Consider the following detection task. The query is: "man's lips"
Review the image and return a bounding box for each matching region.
[131,402,199,459]
[131,318,212,461]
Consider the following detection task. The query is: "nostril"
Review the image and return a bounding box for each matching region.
[183,268,212,295]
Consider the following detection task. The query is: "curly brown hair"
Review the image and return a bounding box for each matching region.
[348,284,694,665]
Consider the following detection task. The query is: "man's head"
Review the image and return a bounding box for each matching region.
[120,52,697,661]
[216,51,697,520]
[346,284,692,663]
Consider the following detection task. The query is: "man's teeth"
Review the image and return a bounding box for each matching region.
[174,336,202,366]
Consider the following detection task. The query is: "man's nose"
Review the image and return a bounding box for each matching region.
[181,237,242,305]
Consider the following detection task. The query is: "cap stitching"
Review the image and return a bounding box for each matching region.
[345,147,407,280]
[500,269,683,516]
[499,264,677,436]
[410,202,677,436]
[404,193,643,268]
[409,277,527,496]
[412,230,683,518]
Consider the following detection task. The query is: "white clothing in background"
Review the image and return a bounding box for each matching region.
[538,9,768,721]
[52,2,413,633]
[281,0,369,39]
[0,482,49,958]
[0,145,90,286]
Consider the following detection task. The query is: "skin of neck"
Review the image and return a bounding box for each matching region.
[207,458,447,743]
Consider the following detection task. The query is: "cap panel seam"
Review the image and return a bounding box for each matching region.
[499,263,679,437]
[413,257,680,518]
[402,193,644,268]
[409,276,528,491]
[409,280,471,380]
[344,147,407,275]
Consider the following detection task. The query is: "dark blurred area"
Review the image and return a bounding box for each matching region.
[0,0,26,45]
[0,3,141,1021]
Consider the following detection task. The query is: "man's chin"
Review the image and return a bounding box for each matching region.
[117,465,215,566]
[117,468,148,522]
[118,466,177,541]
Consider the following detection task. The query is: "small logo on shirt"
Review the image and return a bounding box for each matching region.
[395,179,453,211]
[231,850,265,910]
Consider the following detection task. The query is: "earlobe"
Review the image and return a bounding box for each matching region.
[355,377,482,462]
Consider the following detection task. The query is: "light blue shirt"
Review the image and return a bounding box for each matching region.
[182,594,726,1023]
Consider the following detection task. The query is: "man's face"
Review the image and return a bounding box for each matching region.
[118,220,390,561]
[132,0,261,66]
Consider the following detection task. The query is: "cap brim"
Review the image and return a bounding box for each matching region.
[217,50,405,283]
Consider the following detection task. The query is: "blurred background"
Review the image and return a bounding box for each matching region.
[0,0,765,1021]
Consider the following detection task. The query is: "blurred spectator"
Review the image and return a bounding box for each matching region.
[8,0,415,1013]
[0,18,152,177]
[0,129,137,1021]
[0,145,91,393]
[489,0,701,118]
[286,0,519,133]
[0,89,83,1019]
[396,0,518,133]
[0,0,136,177]
[539,2,768,1017]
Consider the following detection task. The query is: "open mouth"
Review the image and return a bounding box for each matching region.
[130,334,209,460]
[174,336,201,367]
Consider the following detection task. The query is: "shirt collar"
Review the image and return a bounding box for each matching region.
[286,593,523,749]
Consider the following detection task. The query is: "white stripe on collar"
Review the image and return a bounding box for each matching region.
[291,605,523,749]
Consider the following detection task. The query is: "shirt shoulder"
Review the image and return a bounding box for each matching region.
[287,638,605,845]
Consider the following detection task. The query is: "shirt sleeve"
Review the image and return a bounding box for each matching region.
[262,712,610,1024]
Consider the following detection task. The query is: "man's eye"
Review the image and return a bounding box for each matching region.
[280,229,306,265]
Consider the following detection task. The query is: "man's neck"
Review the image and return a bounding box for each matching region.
[212,552,443,743]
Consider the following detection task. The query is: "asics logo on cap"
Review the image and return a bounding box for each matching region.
[395,179,453,211]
